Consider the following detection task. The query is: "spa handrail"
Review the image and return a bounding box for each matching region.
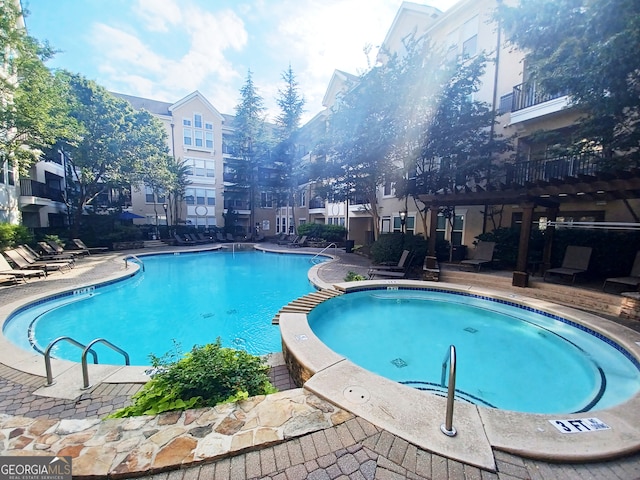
[44,336,98,387]
[440,344,457,437]
[125,254,145,271]
[81,338,130,389]
[310,243,337,263]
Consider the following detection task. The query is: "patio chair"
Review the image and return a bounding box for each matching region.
[602,251,640,293]
[278,235,298,246]
[226,233,235,242]
[196,233,215,243]
[543,245,592,284]
[0,273,17,285]
[173,233,192,245]
[216,232,228,242]
[42,240,85,257]
[71,238,109,254]
[37,241,77,259]
[368,250,411,278]
[21,244,73,263]
[4,248,71,274]
[460,241,496,271]
[287,235,308,248]
[16,246,75,270]
[0,254,46,281]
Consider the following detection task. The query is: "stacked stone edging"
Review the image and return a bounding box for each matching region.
[0,389,352,479]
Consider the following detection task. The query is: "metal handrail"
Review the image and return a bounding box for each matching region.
[43,336,98,386]
[309,243,337,263]
[440,344,457,437]
[81,338,130,389]
[125,254,145,271]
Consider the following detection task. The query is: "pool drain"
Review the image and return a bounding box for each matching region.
[464,327,478,333]
[391,358,408,368]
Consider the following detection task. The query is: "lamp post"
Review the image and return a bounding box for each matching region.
[162,203,169,237]
[399,211,407,234]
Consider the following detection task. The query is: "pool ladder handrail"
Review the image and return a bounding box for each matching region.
[309,243,337,264]
[125,254,145,271]
[43,336,130,389]
[440,344,457,437]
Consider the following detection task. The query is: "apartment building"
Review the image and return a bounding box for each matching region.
[299,0,639,253]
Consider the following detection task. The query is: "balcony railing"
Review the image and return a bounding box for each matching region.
[309,198,325,209]
[511,82,568,112]
[505,152,604,185]
[20,179,64,202]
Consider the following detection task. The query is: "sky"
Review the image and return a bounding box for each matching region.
[23,0,459,124]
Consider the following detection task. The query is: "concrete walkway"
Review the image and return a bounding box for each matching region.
[0,244,639,479]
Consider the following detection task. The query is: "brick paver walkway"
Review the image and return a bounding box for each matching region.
[1,245,639,479]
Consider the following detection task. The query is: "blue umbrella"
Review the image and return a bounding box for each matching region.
[118,211,145,220]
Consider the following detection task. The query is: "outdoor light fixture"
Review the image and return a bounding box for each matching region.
[162,203,169,228]
[399,211,407,234]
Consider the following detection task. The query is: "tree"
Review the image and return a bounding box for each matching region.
[1,1,71,173]
[395,49,510,239]
[319,55,403,241]
[273,65,305,232]
[497,0,640,163]
[227,70,269,235]
[60,73,170,236]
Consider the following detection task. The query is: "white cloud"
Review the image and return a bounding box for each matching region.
[132,0,183,32]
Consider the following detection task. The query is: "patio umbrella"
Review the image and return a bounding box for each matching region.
[118,211,145,220]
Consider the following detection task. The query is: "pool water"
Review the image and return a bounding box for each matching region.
[307,289,640,414]
[4,250,321,365]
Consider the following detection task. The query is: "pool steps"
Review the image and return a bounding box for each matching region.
[272,289,343,324]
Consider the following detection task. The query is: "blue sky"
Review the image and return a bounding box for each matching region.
[23,0,457,123]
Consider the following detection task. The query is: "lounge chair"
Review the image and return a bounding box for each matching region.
[602,251,640,293]
[196,233,215,243]
[543,245,592,284]
[0,273,17,285]
[0,254,46,281]
[216,232,228,242]
[368,250,411,278]
[16,246,75,269]
[278,235,298,246]
[4,248,71,273]
[21,244,73,262]
[460,241,496,271]
[40,240,84,257]
[173,233,192,245]
[226,233,235,242]
[287,235,308,248]
[71,238,109,254]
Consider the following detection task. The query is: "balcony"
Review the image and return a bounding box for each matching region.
[504,82,570,125]
[505,152,604,186]
[19,179,64,204]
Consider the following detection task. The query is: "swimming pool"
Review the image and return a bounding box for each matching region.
[305,287,640,414]
[3,250,323,365]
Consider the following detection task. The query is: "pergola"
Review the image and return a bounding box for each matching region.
[420,168,640,287]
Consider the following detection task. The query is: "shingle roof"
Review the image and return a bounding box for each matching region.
[111,92,172,116]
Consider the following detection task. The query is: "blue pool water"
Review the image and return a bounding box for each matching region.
[4,250,322,365]
[307,289,640,414]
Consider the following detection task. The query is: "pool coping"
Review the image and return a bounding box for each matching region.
[280,279,640,469]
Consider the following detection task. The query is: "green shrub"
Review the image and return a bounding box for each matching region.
[370,233,427,266]
[476,227,545,268]
[344,271,366,281]
[297,223,347,242]
[108,339,277,418]
[0,223,33,250]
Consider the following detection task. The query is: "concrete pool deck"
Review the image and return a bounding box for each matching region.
[0,244,639,479]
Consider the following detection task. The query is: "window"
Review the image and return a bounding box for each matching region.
[186,158,214,178]
[261,192,273,208]
[194,114,202,128]
[205,131,214,149]
[299,190,306,207]
[462,35,477,57]
[183,128,192,146]
[383,179,393,197]
[194,130,203,147]
[185,188,195,205]
[145,186,154,203]
[183,119,192,127]
[393,215,415,234]
[436,213,464,245]
[205,122,213,130]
